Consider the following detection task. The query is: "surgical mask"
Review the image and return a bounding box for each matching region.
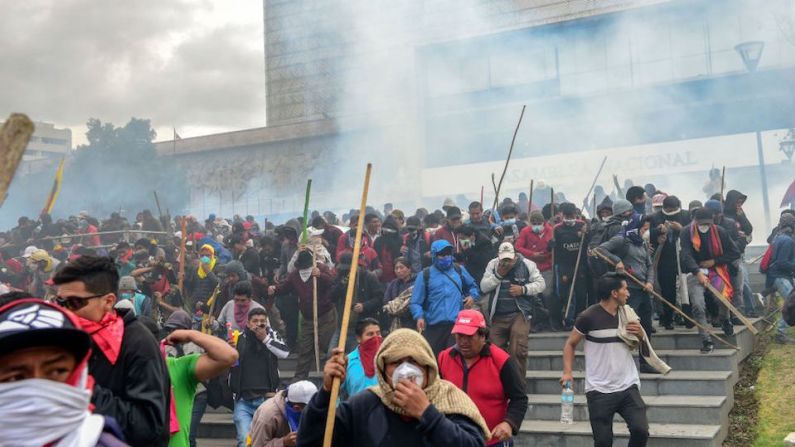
[200,255,211,264]
[391,361,424,388]
[502,218,516,225]
[698,224,710,234]
[563,218,576,226]
[119,292,133,301]
[642,231,650,243]
[460,239,472,249]
[601,215,611,222]
[434,255,453,270]
[532,224,543,233]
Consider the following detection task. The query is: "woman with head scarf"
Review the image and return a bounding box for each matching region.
[184,244,220,315]
[296,328,489,447]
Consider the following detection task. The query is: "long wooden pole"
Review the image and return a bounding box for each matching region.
[491,105,526,211]
[719,166,726,204]
[323,163,372,447]
[0,114,34,208]
[528,180,534,213]
[593,250,740,350]
[564,224,588,323]
[704,282,759,335]
[312,249,320,372]
[178,218,187,293]
[582,156,608,209]
[301,180,312,244]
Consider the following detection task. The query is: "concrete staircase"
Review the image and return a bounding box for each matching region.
[197,316,763,447]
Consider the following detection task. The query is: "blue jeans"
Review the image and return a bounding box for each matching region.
[773,278,793,336]
[233,397,265,447]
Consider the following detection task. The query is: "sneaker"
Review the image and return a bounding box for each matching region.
[700,341,714,354]
[775,334,795,345]
[663,323,675,330]
[722,320,735,337]
[639,363,661,374]
[650,327,657,334]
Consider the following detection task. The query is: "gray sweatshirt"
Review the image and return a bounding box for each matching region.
[597,235,655,287]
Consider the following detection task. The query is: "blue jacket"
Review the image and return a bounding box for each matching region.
[767,232,795,286]
[409,240,480,325]
[341,348,379,400]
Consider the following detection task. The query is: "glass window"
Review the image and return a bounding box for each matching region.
[489,33,557,87]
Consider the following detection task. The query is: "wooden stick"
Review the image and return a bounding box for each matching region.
[719,166,726,204]
[704,282,759,335]
[312,248,320,372]
[593,250,740,350]
[0,114,34,208]
[613,174,624,199]
[564,224,588,323]
[528,180,534,213]
[323,163,372,447]
[480,185,484,206]
[178,218,187,294]
[491,105,526,211]
[582,156,608,210]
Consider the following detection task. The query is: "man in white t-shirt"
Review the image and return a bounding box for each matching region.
[560,272,649,447]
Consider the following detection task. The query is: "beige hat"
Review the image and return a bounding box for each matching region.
[498,242,515,260]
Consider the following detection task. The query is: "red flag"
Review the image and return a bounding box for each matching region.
[781,178,795,207]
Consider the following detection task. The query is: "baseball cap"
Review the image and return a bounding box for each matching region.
[451,309,487,336]
[0,299,91,361]
[498,242,515,260]
[21,245,38,258]
[287,380,318,405]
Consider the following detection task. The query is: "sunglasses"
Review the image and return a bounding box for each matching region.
[55,293,107,311]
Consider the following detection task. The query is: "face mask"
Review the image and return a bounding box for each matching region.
[642,231,650,242]
[601,215,611,222]
[299,267,313,282]
[120,292,133,301]
[391,361,424,388]
[434,255,453,270]
[460,239,472,249]
[563,218,576,226]
[200,255,211,264]
[503,218,516,225]
[633,203,646,213]
[698,224,710,234]
[532,224,543,233]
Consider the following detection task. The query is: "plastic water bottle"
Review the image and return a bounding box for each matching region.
[560,381,574,424]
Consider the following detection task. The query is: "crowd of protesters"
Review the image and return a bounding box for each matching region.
[1,174,793,447]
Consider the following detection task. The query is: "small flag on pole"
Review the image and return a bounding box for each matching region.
[41,158,65,216]
[173,128,182,140]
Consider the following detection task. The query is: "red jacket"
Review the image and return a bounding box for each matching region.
[433,224,459,253]
[515,223,553,272]
[438,343,528,445]
[336,230,372,261]
[273,263,336,318]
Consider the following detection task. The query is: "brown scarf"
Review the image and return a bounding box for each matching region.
[368,329,490,439]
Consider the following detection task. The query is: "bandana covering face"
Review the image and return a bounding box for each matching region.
[285,404,302,432]
[78,311,124,365]
[233,300,252,330]
[298,267,313,282]
[621,213,645,246]
[0,379,105,447]
[358,335,382,378]
[369,329,490,439]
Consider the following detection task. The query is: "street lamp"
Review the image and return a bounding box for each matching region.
[735,40,771,232]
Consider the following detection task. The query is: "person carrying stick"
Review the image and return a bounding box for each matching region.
[553,203,590,328]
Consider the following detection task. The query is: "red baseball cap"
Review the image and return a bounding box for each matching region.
[451,309,486,336]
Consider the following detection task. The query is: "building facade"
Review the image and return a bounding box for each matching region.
[157,0,795,232]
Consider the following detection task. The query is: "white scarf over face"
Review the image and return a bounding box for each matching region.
[0,378,105,447]
[298,267,313,283]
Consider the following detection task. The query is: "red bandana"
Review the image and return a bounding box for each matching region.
[78,311,125,365]
[358,335,382,378]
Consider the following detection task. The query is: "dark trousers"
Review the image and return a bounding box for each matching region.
[423,322,455,358]
[628,288,653,366]
[586,385,649,447]
[189,390,208,447]
[657,262,678,327]
[276,293,299,347]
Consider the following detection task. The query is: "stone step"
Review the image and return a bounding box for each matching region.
[527,349,738,373]
[197,413,236,439]
[525,394,728,426]
[528,319,762,361]
[515,421,721,447]
[525,370,734,396]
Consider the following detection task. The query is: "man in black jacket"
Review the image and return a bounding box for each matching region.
[679,208,741,354]
[724,190,756,317]
[649,196,691,329]
[53,255,170,446]
[230,307,290,447]
[331,253,384,352]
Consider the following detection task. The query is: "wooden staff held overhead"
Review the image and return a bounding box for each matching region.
[323,163,372,447]
[592,249,740,350]
[0,114,34,208]
[491,105,526,211]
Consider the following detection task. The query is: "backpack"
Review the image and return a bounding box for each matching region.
[759,244,774,274]
[783,287,795,326]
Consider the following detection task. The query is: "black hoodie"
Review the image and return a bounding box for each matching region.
[724,190,753,240]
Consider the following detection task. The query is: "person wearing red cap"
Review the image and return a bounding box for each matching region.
[437,310,528,446]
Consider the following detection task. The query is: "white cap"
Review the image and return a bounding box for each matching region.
[498,242,515,260]
[22,245,38,258]
[287,380,318,405]
[442,197,456,209]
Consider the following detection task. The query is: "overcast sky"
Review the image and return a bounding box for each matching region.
[0,0,265,146]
